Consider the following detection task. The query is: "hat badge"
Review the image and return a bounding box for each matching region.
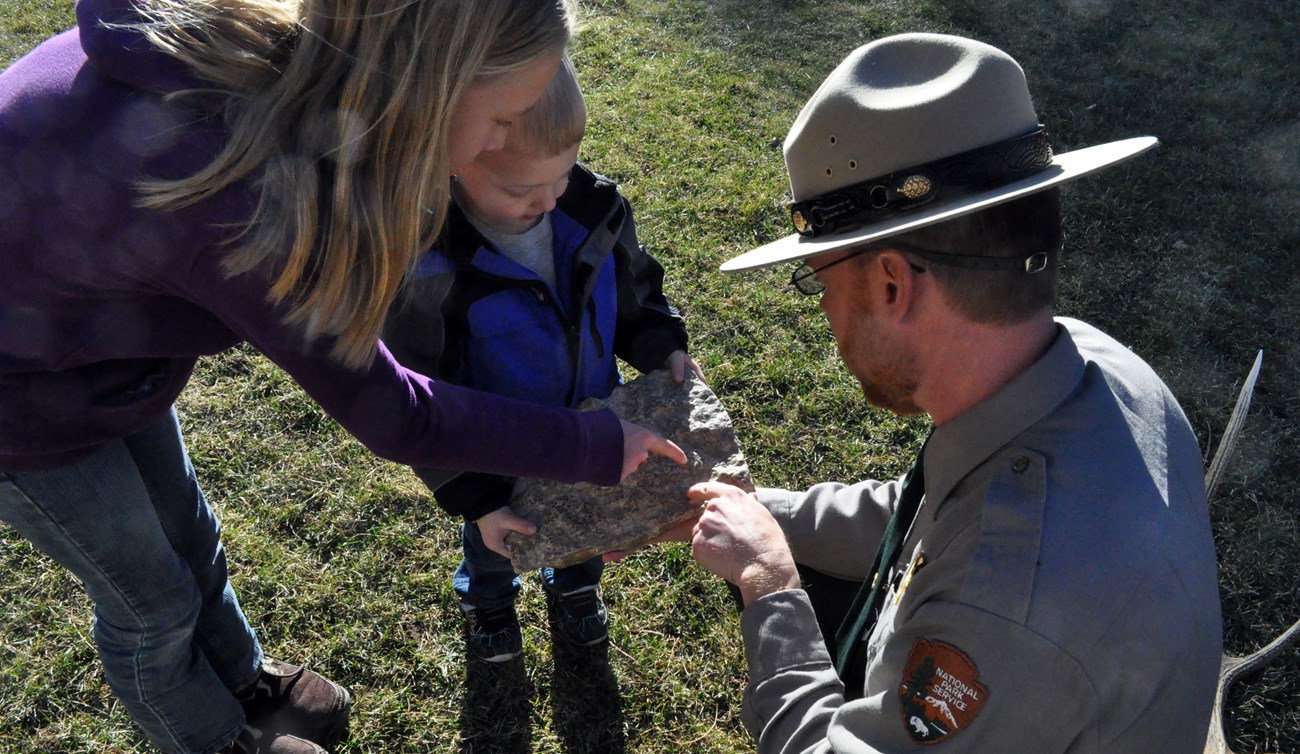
[792,209,812,234]
[898,175,933,200]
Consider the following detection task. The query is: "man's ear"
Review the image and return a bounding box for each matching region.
[874,250,919,312]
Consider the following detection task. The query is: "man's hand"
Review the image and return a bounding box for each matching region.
[620,418,686,481]
[601,515,699,563]
[474,506,537,558]
[665,350,705,383]
[688,482,801,605]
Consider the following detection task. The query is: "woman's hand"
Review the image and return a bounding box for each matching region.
[620,419,686,481]
[474,506,537,558]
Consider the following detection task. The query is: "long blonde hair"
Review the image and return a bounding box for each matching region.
[131,0,576,367]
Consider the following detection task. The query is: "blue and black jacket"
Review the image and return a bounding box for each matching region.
[384,165,688,521]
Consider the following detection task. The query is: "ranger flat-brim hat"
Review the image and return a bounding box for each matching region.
[721,33,1158,273]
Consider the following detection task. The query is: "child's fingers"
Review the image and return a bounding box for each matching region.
[666,350,691,383]
[667,351,686,382]
[499,509,537,536]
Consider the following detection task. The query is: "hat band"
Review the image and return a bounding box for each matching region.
[789,127,1054,238]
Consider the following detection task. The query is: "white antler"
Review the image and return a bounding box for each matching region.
[1204,350,1263,503]
[1205,618,1300,754]
[1200,350,1298,754]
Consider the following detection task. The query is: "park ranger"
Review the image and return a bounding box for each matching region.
[673,33,1222,753]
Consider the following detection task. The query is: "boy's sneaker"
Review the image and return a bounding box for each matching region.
[235,658,351,752]
[461,601,523,662]
[545,586,609,647]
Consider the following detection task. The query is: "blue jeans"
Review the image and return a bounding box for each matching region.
[0,408,261,754]
[453,519,603,608]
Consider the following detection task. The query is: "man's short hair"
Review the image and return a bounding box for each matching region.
[507,52,586,156]
[889,188,1062,325]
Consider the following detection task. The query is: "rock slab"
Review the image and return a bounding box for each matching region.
[503,370,752,572]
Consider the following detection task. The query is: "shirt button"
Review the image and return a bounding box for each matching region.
[1011,456,1030,473]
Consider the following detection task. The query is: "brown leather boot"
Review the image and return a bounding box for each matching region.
[236,658,351,752]
[220,728,327,754]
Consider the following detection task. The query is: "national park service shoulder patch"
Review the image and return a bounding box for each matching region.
[898,638,988,744]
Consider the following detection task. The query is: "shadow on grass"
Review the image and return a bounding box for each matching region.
[457,638,625,753]
[549,639,625,754]
[459,653,534,754]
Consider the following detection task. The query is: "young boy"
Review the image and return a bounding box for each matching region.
[384,55,698,662]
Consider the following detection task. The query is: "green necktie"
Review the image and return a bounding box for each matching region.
[833,440,928,680]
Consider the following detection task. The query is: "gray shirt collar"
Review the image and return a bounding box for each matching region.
[925,318,1088,510]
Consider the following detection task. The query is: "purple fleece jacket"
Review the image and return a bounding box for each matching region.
[0,0,624,480]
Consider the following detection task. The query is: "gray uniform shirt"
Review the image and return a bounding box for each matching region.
[745,318,1222,753]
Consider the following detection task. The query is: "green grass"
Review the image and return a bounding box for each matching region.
[2,0,1298,751]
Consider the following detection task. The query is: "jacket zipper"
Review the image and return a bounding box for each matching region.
[521,280,583,407]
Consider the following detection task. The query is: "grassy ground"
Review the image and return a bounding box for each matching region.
[2,0,1297,751]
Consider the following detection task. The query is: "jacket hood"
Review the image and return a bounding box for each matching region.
[77,0,205,95]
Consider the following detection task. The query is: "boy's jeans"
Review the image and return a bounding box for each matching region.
[0,407,262,754]
[454,517,603,607]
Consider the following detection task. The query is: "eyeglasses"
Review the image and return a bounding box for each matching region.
[790,246,928,296]
[789,246,880,295]
[789,242,1048,296]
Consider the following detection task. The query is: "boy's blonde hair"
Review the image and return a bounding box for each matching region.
[129,0,576,368]
[506,53,586,157]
